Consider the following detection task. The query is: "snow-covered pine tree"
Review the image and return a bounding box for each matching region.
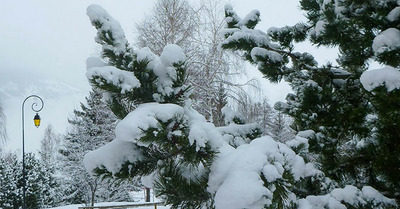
[222,1,400,204]
[38,125,63,207]
[0,152,56,209]
[84,5,396,208]
[85,5,214,208]
[269,111,295,143]
[39,125,61,168]
[59,89,132,206]
[0,152,20,209]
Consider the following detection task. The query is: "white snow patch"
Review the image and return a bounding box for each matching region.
[222,27,279,50]
[115,103,184,143]
[86,65,140,94]
[388,6,400,21]
[315,20,327,36]
[262,164,281,182]
[160,44,186,66]
[208,136,318,209]
[360,66,400,92]
[84,139,143,175]
[152,44,186,99]
[251,47,283,63]
[331,185,360,205]
[238,9,260,27]
[186,105,224,151]
[372,28,400,54]
[218,123,259,147]
[298,185,397,208]
[136,47,157,65]
[86,57,108,70]
[362,186,396,206]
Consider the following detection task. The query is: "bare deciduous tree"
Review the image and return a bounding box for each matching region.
[135,0,258,125]
[135,0,197,56]
[0,103,7,152]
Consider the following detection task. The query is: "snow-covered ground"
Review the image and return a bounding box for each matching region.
[49,190,170,209]
[50,202,169,209]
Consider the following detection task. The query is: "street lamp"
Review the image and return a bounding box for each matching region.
[22,95,44,209]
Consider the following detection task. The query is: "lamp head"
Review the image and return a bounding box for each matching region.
[34,113,41,128]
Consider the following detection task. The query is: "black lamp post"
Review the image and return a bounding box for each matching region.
[22,95,44,209]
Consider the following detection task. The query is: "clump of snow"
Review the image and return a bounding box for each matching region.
[298,185,397,208]
[218,123,260,147]
[115,103,184,144]
[86,65,140,94]
[362,186,396,206]
[84,139,144,175]
[84,103,184,175]
[86,57,108,70]
[251,47,283,63]
[314,20,327,36]
[372,28,400,54]
[297,130,315,138]
[387,6,400,21]
[87,4,129,56]
[84,102,224,175]
[330,185,360,205]
[136,47,155,61]
[160,44,186,66]
[224,4,241,26]
[360,66,400,92]
[152,44,186,99]
[208,136,319,209]
[222,27,279,50]
[186,104,224,151]
[238,9,260,27]
[285,130,315,149]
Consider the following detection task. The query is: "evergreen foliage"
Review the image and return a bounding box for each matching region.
[222,1,400,205]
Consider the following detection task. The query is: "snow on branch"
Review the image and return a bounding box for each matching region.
[153,44,186,99]
[86,65,140,94]
[360,66,400,92]
[114,103,184,144]
[87,4,130,57]
[298,185,397,209]
[372,28,400,55]
[208,136,320,209]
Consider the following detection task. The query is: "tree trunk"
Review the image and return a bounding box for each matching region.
[145,187,151,202]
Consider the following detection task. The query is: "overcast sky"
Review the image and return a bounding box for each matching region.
[0,0,337,154]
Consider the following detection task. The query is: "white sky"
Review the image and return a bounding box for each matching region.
[0,0,338,154]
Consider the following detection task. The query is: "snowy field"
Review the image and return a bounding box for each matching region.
[50,202,169,209]
[49,190,170,209]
